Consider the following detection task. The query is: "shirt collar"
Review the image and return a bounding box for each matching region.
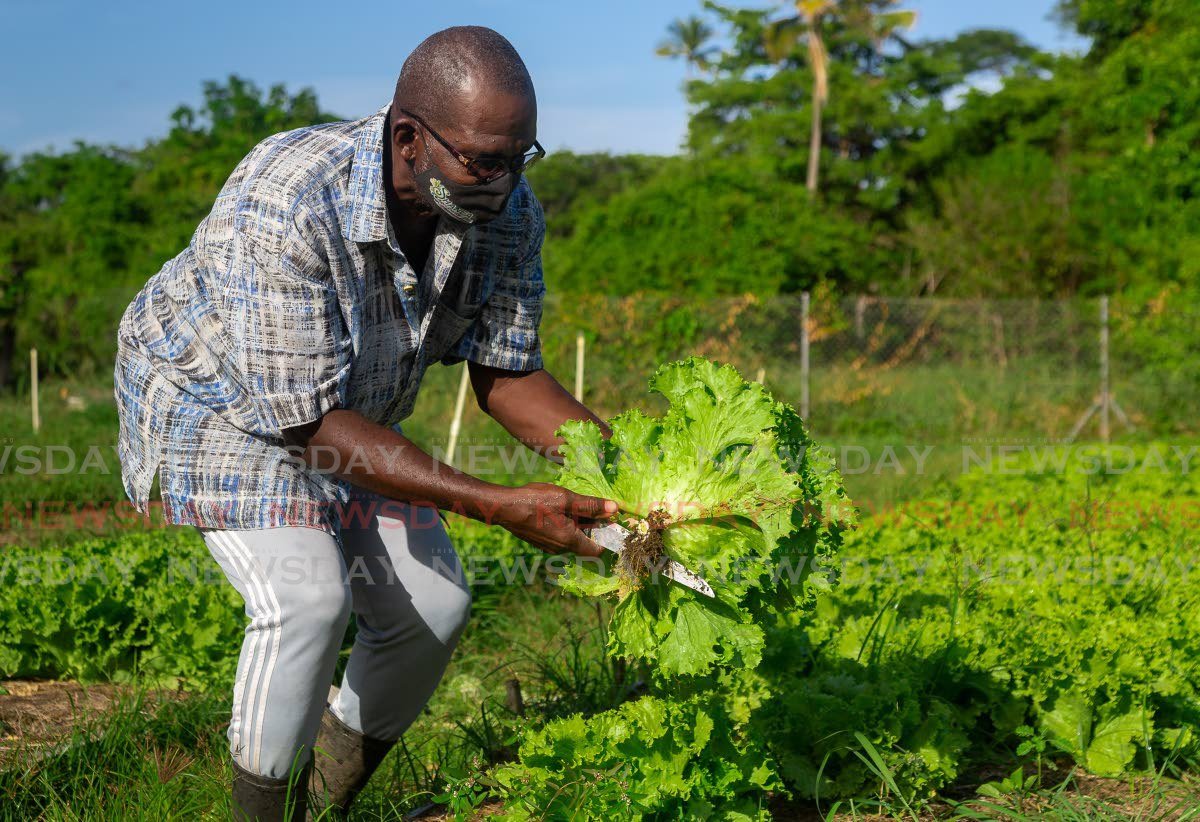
[342,103,392,244]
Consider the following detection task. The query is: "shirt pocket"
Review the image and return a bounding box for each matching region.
[437,253,486,318]
[424,255,484,362]
[423,295,480,366]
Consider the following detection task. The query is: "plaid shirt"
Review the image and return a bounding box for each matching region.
[114,104,546,532]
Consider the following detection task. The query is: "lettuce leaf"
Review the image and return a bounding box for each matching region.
[556,358,850,676]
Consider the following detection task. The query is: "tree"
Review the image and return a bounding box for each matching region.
[542,155,891,296]
[0,146,145,384]
[0,76,336,388]
[133,76,333,266]
[765,0,916,198]
[765,1,832,198]
[907,146,1094,297]
[916,0,1200,292]
[1053,0,1153,60]
[525,151,661,237]
[0,152,29,388]
[656,16,718,78]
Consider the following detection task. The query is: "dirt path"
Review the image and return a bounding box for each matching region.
[0,680,131,760]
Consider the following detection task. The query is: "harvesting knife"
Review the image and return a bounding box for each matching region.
[587,523,715,598]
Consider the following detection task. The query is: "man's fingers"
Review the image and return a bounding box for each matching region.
[568,492,619,522]
[568,527,605,558]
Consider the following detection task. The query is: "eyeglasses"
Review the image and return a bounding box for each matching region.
[399,108,545,182]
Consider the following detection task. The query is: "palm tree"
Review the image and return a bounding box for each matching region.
[766,1,916,198]
[656,16,717,78]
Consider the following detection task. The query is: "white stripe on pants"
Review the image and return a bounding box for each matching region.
[200,495,472,779]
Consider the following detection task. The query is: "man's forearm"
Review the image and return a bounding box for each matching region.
[285,409,513,522]
[283,408,617,556]
[470,365,610,459]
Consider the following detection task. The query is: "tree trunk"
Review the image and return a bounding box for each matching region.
[806,93,823,198]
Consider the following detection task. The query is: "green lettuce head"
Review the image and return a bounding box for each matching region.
[555,358,850,677]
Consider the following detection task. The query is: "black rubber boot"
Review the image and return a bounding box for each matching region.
[232,759,309,822]
[308,707,396,815]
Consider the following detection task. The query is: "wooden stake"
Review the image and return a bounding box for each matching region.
[1099,296,1110,443]
[574,333,585,402]
[446,364,471,467]
[754,367,765,385]
[505,677,526,717]
[30,348,39,434]
[992,314,1008,370]
[800,292,810,420]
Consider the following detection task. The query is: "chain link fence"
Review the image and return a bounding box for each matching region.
[405,291,1198,504]
[805,296,1106,443]
[521,293,1193,439]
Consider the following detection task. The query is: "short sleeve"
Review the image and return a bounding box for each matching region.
[224,204,352,436]
[444,191,546,371]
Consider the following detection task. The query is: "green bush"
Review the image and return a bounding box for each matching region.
[543,157,892,296]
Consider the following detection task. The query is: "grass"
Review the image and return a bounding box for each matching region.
[0,688,229,820]
[0,372,546,550]
[800,734,1200,821]
[0,377,129,545]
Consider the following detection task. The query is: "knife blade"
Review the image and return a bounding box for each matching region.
[587,523,715,598]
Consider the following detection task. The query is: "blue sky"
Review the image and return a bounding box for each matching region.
[1,0,1085,159]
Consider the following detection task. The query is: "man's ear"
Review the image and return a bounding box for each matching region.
[392,116,420,163]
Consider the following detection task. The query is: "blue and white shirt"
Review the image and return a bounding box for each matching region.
[114,103,546,531]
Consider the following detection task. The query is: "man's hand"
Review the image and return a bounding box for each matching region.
[284,411,617,557]
[495,482,618,557]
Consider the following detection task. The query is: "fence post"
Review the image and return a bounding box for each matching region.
[1099,296,1110,444]
[992,313,1008,370]
[30,348,39,434]
[574,333,585,402]
[1066,294,1131,443]
[446,363,471,467]
[800,291,810,421]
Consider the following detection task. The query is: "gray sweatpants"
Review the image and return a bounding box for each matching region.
[199,494,472,779]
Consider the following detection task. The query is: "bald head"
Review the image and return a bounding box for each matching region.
[393,26,536,127]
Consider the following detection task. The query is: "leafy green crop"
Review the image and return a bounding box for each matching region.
[492,694,777,821]
[756,450,1200,802]
[555,358,849,677]
[0,529,242,687]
